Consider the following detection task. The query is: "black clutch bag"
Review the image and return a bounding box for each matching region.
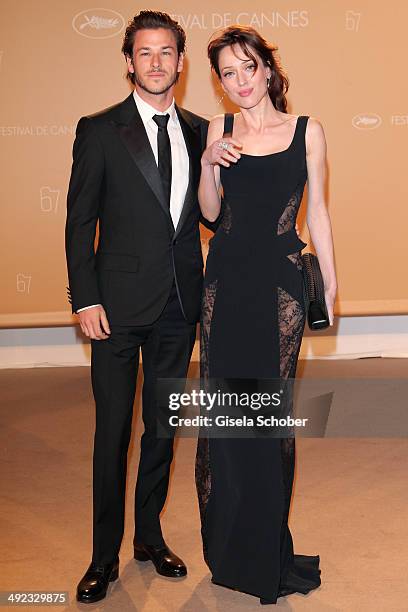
[301,253,330,330]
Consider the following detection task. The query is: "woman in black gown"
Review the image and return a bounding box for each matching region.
[195,26,337,604]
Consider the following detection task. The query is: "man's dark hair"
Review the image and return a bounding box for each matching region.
[122,11,186,84]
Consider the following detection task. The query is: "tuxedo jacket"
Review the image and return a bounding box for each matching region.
[65,93,215,326]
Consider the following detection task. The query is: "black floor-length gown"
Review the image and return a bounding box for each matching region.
[195,113,321,604]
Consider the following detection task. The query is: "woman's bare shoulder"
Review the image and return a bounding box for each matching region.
[305,117,327,154]
[209,114,225,127]
[306,117,326,139]
[207,114,225,139]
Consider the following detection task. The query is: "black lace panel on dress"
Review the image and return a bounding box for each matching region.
[200,280,218,383]
[196,280,218,564]
[277,180,305,271]
[277,180,306,524]
[221,201,232,234]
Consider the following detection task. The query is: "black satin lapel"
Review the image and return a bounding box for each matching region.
[174,107,201,237]
[114,110,170,219]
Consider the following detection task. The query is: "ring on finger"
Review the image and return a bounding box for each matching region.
[218,140,229,151]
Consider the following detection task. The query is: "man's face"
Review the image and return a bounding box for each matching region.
[126,28,184,95]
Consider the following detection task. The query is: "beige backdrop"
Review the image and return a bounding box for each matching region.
[1,0,407,327]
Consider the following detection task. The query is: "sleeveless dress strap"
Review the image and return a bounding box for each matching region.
[293,116,309,168]
[223,113,234,137]
[295,115,309,145]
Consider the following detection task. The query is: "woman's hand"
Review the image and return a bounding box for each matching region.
[201,136,242,168]
[324,287,337,326]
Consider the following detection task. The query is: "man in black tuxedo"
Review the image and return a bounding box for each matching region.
[65,11,214,603]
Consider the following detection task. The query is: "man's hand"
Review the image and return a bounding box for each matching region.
[77,305,111,340]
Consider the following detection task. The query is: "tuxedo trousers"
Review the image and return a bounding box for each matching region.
[90,282,196,565]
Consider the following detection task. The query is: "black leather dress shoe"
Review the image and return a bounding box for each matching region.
[76,559,119,603]
[134,542,187,577]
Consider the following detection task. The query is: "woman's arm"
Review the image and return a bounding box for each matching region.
[199,115,242,222]
[305,118,337,325]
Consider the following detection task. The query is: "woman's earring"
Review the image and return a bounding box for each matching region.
[217,92,225,104]
[267,76,271,88]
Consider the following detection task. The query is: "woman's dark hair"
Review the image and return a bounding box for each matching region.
[208,25,289,112]
[122,11,186,84]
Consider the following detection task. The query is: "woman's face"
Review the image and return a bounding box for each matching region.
[217,43,271,109]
